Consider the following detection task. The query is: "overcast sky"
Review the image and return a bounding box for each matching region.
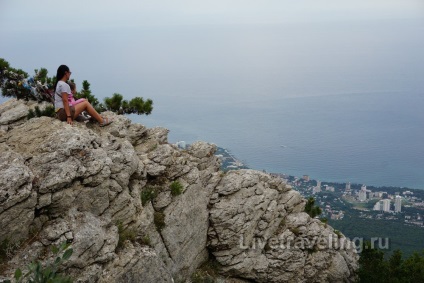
[1,0,423,32]
[1,0,423,104]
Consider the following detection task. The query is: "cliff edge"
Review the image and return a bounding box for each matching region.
[0,99,358,282]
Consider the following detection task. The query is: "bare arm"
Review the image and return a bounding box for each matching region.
[61,92,73,125]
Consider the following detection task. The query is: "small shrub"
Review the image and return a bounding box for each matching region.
[0,238,20,265]
[334,230,343,239]
[319,217,328,224]
[0,238,10,264]
[27,105,55,119]
[117,222,137,249]
[0,239,11,274]
[304,197,322,218]
[149,143,158,151]
[103,93,153,115]
[28,225,42,238]
[191,271,215,283]
[1,231,43,274]
[170,181,183,196]
[27,109,35,119]
[290,227,301,236]
[191,259,220,283]
[307,245,319,254]
[154,212,166,231]
[139,235,151,247]
[141,186,157,206]
[5,241,73,283]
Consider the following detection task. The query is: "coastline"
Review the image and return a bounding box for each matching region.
[215,145,423,193]
[212,145,424,256]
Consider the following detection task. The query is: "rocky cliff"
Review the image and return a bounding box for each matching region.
[0,99,358,282]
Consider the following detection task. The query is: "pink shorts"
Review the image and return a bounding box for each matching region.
[69,98,86,106]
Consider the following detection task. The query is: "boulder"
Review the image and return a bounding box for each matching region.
[0,99,358,282]
[208,170,359,283]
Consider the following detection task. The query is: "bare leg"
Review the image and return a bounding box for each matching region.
[73,101,103,123]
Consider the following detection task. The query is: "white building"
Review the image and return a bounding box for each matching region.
[375,191,384,198]
[382,199,391,212]
[395,196,402,213]
[312,181,321,194]
[358,185,367,202]
[345,182,351,194]
[346,182,350,189]
[373,201,381,211]
[326,186,335,192]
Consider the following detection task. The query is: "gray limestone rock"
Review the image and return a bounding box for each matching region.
[208,169,359,283]
[97,243,173,283]
[161,180,212,280]
[0,99,358,283]
[0,99,29,126]
[0,149,36,243]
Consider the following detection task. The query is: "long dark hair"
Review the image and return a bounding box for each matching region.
[53,65,69,91]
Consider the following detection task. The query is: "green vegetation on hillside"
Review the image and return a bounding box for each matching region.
[329,213,424,258]
[4,242,73,283]
[358,243,424,283]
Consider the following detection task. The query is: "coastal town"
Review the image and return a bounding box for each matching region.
[209,144,424,227]
[174,142,424,254]
[209,144,424,255]
[276,174,424,228]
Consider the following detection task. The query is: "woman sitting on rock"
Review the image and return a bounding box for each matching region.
[54,64,112,126]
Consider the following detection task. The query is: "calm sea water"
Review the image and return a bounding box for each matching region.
[130,90,424,190]
[2,21,423,189]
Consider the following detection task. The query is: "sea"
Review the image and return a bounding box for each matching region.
[130,90,424,190]
[1,20,424,189]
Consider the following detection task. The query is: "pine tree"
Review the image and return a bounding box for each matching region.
[1,57,153,116]
[76,80,100,108]
[304,197,322,218]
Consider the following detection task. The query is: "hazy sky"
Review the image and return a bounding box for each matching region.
[1,0,423,103]
[1,0,424,186]
[1,0,423,32]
